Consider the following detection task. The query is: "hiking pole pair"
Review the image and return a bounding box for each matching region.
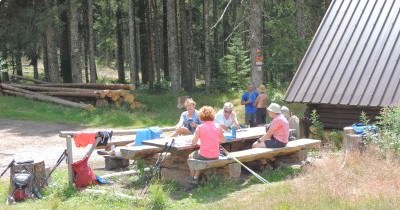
[44,150,68,185]
[220,146,269,184]
[140,139,175,196]
[1,160,15,177]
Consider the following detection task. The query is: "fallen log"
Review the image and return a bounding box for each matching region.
[9,83,97,92]
[40,91,99,98]
[11,75,49,84]
[1,84,95,111]
[39,83,135,90]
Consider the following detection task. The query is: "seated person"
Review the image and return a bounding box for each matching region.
[252,103,289,148]
[214,102,240,131]
[171,98,201,137]
[188,106,225,185]
[281,105,290,121]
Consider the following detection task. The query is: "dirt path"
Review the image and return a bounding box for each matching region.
[0,119,108,177]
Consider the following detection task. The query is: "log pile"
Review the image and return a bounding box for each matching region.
[0,82,143,111]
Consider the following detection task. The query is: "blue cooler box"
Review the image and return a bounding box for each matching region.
[135,129,152,146]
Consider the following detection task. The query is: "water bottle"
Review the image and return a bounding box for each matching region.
[231,125,236,138]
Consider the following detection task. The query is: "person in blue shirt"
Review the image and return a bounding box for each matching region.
[241,83,258,127]
[171,98,201,137]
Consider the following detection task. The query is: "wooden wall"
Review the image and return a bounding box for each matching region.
[305,104,381,129]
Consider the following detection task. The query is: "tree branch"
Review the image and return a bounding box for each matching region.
[211,0,232,29]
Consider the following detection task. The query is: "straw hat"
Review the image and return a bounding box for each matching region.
[258,84,266,93]
[267,103,281,114]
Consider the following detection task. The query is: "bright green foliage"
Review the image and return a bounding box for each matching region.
[217,35,251,90]
[376,106,400,154]
[309,109,324,139]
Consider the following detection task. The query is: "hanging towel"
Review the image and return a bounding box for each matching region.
[74,133,96,148]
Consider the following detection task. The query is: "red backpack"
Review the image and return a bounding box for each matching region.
[71,156,97,188]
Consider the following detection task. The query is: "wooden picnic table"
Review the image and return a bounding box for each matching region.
[142,126,266,151]
[141,126,266,186]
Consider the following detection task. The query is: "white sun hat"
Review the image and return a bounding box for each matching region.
[267,103,281,114]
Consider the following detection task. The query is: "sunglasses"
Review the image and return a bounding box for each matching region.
[224,110,232,113]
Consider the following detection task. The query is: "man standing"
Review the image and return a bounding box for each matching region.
[241,83,258,127]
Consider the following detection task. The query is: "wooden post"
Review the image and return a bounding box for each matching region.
[66,135,74,185]
[343,126,356,152]
[228,163,241,179]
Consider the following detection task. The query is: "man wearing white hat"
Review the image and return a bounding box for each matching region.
[253,103,289,148]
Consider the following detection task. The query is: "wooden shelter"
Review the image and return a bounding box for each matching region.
[284,0,400,129]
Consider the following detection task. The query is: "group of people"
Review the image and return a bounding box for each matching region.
[171,85,291,185]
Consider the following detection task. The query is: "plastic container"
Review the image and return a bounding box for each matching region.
[149,126,162,139]
[231,126,236,138]
[135,129,152,146]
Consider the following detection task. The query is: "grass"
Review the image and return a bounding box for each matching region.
[1,151,400,209]
[0,90,242,128]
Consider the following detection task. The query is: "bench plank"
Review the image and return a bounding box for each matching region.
[187,139,320,171]
[119,145,162,159]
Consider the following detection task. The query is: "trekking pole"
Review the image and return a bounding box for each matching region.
[44,150,68,185]
[220,147,269,184]
[0,160,15,177]
[140,139,175,196]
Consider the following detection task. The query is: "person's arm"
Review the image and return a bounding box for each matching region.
[219,127,225,143]
[191,128,200,145]
[254,95,260,107]
[231,112,241,128]
[215,112,229,130]
[257,121,280,142]
[176,112,185,128]
[241,94,249,105]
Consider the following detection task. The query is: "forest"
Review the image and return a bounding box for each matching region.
[0,0,331,92]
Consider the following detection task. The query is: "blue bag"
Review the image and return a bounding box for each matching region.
[352,123,378,135]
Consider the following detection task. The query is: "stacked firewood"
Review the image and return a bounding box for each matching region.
[0,80,142,111]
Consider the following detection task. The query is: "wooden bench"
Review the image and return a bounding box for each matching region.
[187,139,321,178]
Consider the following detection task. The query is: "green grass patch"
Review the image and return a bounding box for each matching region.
[0,91,243,128]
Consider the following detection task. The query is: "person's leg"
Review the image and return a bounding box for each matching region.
[171,127,192,137]
[252,140,266,148]
[250,112,257,127]
[245,113,251,127]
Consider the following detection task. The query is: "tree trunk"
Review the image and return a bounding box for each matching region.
[69,0,82,83]
[87,0,96,83]
[188,0,195,88]
[162,0,169,79]
[153,0,161,84]
[167,0,181,92]
[203,0,211,92]
[59,0,72,83]
[135,14,141,86]
[15,51,22,76]
[42,35,50,81]
[249,0,263,87]
[139,0,148,84]
[45,17,61,83]
[128,0,136,86]
[296,0,305,41]
[82,8,89,83]
[146,0,155,88]
[116,0,125,83]
[179,0,190,91]
[212,0,219,77]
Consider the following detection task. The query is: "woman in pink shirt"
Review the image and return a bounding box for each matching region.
[252,103,289,148]
[188,106,225,185]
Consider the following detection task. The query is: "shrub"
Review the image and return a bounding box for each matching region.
[376,106,400,155]
[327,130,342,151]
[309,109,324,140]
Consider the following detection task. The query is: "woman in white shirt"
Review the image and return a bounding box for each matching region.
[214,102,240,131]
